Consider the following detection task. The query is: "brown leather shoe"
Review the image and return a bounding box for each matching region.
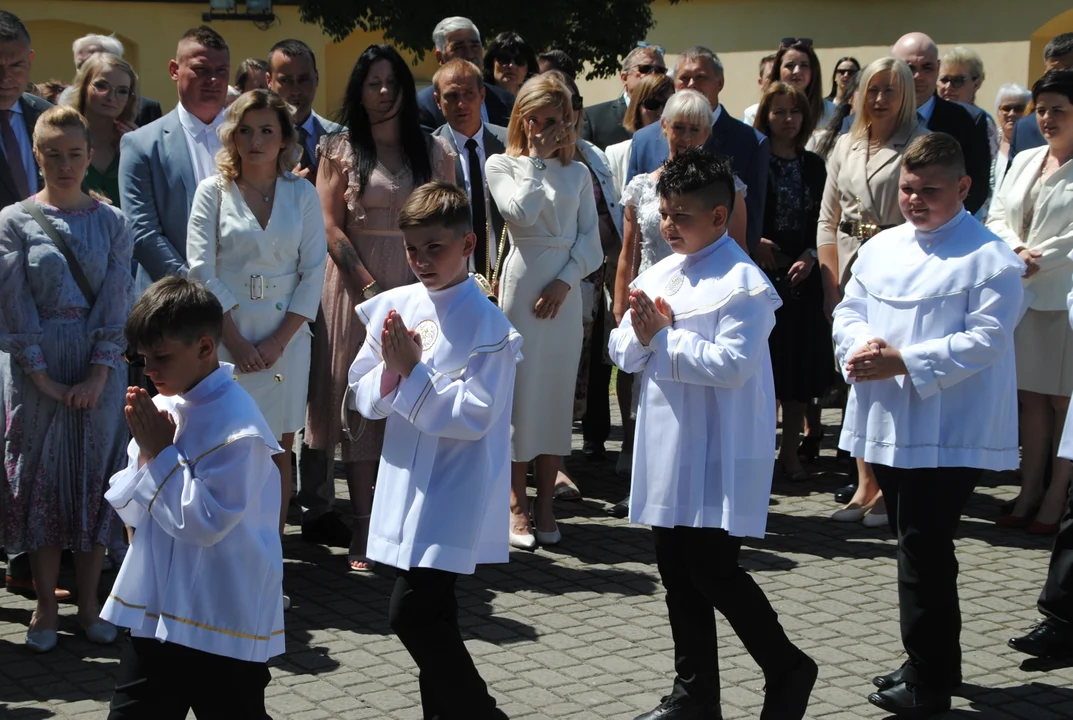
[5,575,74,602]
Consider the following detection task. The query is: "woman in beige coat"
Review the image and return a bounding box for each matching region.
[816,57,927,526]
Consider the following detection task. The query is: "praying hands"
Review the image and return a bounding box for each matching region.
[845,338,908,381]
[630,289,674,346]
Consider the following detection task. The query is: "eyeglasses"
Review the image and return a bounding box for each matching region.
[938,74,974,88]
[637,42,665,54]
[641,97,668,112]
[571,95,584,112]
[495,53,524,67]
[999,103,1027,114]
[780,37,813,48]
[91,79,131,99]
[836,67,858,76]
[631,63,668,76]
[123,350,145,369]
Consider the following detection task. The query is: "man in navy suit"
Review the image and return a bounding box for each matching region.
[626,46,769,252]
[581,44,666,150]
[0,11,49,212]
[1009,32,1073,163]
[417,16,513,132]
[891,32,991,215]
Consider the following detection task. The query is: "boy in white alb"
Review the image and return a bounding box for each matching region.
[102,276,284,718]
[349,182,521,719]
[609,149,816,720]
[833,134,1024,718]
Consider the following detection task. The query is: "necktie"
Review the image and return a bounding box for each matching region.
[465,138,488,276]
[297,126,316,173]
[0,109,30,200]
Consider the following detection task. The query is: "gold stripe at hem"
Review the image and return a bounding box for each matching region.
[107,593,148,610]
[142,611,285,641]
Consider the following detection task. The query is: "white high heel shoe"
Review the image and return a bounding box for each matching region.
[509,531,537,550]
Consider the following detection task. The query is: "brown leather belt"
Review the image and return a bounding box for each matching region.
[839,220,896,241]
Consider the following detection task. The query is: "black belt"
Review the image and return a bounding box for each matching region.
[839,220,896,241]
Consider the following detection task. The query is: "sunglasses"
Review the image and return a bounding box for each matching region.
[632,63,668,76]
[780,37,813,48]
[999,103,1027,114]
[836,67,858,76]
[939,74,974,88]
[123,350,146,369]
[495,53,524,67]
[641,97,668,112]
[637,41,665,54]
[571,95,584,112]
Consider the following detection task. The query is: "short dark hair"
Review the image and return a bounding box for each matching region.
[0,11,30,44]
[234,57,267,91]
[657,148,736,216]
[538,49,576,79]
[759,53,777,74]
[268,38,317,74]
[397,181,473,235]
[179,25,229,53]
[1033,68,1073,106]
[902,132,966,178]
[125,276,224,351]
[1044,33,1073,62]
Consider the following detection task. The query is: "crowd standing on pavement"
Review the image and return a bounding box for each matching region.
[1,8,1073,718]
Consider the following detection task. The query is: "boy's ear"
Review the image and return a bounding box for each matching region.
[198,335,217,360]
[461,231,477,259]
[956,175,971,204]
[711,204,730,230]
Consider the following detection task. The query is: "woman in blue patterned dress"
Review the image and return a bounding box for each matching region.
[0,106,133,652]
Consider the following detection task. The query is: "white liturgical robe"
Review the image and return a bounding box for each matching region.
[102,364,285,662]
[834,210,1025,471]
[1055,282,1073,461]
[608,234,782,539]
[349,277,523,575]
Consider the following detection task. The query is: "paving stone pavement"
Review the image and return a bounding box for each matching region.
[2,408,1071,719]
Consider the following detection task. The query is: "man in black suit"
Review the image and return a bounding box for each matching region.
[581,44,666,150]
[1009,32,1073,163]
[71,32,162,127]
[891,32,990,215]
[417,16,513,132]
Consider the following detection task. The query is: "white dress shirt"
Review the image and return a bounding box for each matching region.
[102,364,285,662]
[833,211,1025,471]
[1,101,38,195]
[176,103,225,186]
[608,234,782,538]
[349,278,523,575]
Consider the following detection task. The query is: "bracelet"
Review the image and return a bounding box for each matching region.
[528,156,547,171]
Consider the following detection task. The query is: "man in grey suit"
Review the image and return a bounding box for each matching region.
[581,44,666,150]
[266,38,352,549]
[119,25,230,283]
[429,59,508,282]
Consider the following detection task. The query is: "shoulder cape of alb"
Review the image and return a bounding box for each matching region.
[356,278,522,378]
[631,235,781,320]
[852,211,1025,302]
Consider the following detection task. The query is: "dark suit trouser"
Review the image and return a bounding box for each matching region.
[1038,475,1073,624]
[873,464,980,690]
[389,567,506,720]
[582,299,612,446]
[653,526,797,709]
[108,636,271,719]
[296,308,335,522]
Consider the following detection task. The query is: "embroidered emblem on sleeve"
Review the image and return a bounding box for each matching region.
[415,319,440,352]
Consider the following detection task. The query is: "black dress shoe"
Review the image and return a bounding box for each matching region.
[301,512,351,548]
[633,696,721,720]
[868,682,950,718]
[609,494,630,519]
[582,441,606,461]
[1008,618,1073,658]
[873,663,962,691]
[834,482,857,505]
[761,651,817,719]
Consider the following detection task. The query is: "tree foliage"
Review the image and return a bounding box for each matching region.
[296,0,681,79]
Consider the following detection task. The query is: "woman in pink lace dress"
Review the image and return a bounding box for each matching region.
[306,45,455,571]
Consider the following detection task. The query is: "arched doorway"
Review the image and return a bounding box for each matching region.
[23,19,140,87]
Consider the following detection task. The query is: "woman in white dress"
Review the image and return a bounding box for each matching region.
[187,89,328,533]
[604,73,674,196]
[487,73,602,548]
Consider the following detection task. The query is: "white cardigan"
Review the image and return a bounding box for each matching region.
[985,145,1073,311]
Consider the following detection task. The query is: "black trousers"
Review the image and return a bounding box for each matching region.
[582,300,612,446]
[389,567,507,720]
[107,636,271,719]
[653,526,798,709]
[1038,472,1073,624]
[873,464,980,691]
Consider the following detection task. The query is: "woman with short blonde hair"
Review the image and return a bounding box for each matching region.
[848,57,917,143]
[487,73,603,548]
[605,72,674,198]
[215,88,300,180]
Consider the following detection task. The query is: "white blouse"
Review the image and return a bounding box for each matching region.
[834,211,1025,471]
[608,234,781,539]
[349,278,523,575]
[101,364,285,662]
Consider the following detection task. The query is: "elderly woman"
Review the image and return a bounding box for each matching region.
[817,56,926,526]
[604,72,675,196]
[483,32,539,97]
[992,83,1032,194]
[986,69,1073,534]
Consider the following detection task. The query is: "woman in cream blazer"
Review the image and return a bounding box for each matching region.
[984,68,1073,532]
[816,57,925,526]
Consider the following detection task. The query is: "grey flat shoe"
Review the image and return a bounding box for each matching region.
[80,619,118,645]
[25,628,58,653]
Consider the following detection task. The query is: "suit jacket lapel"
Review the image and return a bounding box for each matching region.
[19,96,44,190]
[162,113,197,208]
[707,109,730,156]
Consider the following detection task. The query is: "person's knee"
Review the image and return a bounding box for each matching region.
[389,595,429,639]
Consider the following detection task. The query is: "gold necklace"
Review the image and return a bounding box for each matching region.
[240,177,274,203]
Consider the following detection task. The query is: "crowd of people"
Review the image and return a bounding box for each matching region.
[2,7,1073,718]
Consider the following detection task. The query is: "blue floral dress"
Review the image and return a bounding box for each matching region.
[0,197,133,552]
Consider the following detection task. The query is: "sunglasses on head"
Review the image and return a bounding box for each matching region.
[780,37,813,48]
[641,97,668,112]
[637,41,665,54]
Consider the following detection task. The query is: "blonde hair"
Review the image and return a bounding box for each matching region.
[624,72,674,133]
[70,53,139,126]
[33,105,90,152]
[432,57,483,94]
[505,74,576,165]
[941,46,985,83]
[398,181,473,234]
[661,89,713,129]
[850,57,917,142]
[215,89,299,182]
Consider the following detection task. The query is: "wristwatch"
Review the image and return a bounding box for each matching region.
[528,156,547,171]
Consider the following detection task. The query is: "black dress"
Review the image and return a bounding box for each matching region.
[763,151,835,402]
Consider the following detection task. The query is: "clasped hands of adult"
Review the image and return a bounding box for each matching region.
[630,289,674,346]
[225,333,283,374]
[1017,247,1043,278]
[753,238,814,286]
[378,310,422,397]
[32,367,107,410]
[845,338,908,382]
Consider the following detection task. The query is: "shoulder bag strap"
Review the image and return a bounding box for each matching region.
[20,199,98,307]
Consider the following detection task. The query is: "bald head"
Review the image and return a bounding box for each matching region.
[892,32,939,109]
